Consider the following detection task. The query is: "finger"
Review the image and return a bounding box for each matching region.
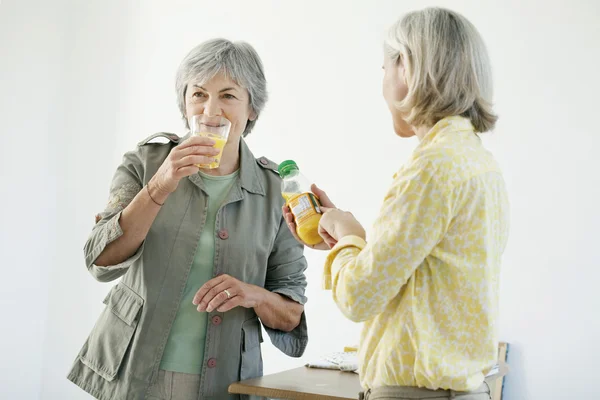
[319,229,337,247]
[320,206,335,213]
[192,274,227,306]
[177,166,204,178]
[287,221,304,244]
[319,224,333,240]
[309,240,333,250]
[197,281,232,312]
[311,184,336,208]
[318,217,336,241]
[174,155,216,169]
[216,296,242,313]
[206,289,233,313]
[320,234,337,249]
[178,135,217,149]
[282,206,295,224]
[176,143,221,158]
[324,236,338,249]
[282,206,303,239]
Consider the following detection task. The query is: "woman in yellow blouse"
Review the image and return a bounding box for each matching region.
[284,7,509,400]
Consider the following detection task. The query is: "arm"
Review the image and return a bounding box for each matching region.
[194,274,303,333]
[262,215,309,355]
[93,172,163,267]
[84,149,147,282]
[254,288,304,332]
[86,136,220,281]
[323,160,453,322]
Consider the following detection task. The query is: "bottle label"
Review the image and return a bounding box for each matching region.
[288,193,322,224]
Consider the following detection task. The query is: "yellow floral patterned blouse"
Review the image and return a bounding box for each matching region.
[324,116,510,391]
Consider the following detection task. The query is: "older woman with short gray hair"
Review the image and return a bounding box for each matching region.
[68,39,308,400]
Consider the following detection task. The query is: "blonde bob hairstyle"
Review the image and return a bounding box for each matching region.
[385,8,498,133]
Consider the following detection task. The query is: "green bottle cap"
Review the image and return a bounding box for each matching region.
[278,160,299,178]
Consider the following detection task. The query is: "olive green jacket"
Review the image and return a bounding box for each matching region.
[67,133,309,399]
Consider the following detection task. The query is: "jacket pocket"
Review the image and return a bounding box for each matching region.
[79,283,143,381]
[239,316,264,381]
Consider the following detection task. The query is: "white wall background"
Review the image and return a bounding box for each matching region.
[1,0,599,399]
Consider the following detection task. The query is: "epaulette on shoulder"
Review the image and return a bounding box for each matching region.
[137,132,181,147]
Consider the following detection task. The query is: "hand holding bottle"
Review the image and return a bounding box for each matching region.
[283,183,338,250]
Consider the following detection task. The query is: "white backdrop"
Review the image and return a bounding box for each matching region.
[1,0,599,399]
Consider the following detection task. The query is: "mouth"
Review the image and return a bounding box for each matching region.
[201,122,225,128]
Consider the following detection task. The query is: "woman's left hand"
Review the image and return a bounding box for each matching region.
[319,208,367,244]
[193,274,264,313]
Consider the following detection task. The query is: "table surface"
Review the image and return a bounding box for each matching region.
[228,366,362,400]
[229,363,509,400]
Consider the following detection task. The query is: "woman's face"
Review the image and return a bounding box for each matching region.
[382,54,414,138]
[185,72,256,142]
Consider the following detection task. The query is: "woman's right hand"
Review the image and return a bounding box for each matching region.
[283,184,338,250]
[149,136,220,199]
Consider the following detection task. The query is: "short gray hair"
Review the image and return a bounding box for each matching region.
[175,38,268,136]
[384,8,498,133]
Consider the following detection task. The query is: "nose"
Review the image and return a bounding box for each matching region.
[203,97,222,117]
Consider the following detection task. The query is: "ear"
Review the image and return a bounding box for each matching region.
[249,110,258,122]
[397,55,408,86]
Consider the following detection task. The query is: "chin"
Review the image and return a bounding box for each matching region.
[394,122,415,138]
[388,111,415,138]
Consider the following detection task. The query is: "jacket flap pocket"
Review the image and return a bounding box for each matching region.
[103,284,143,326]
[80,284,144,381]
[242,317,263,352]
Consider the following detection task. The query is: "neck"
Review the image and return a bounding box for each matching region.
[414,125,433,141]
[200,139,241,176]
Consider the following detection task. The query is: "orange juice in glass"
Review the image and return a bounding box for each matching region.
[189,115,231,169]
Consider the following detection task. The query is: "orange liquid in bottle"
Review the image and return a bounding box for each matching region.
[283,192,323,246]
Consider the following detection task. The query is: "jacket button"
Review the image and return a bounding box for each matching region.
[211,315,222,326]
[207,358,217,368]
[218,229,229,240]
[260,157,268,165]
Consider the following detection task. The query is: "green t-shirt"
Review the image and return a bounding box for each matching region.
[160,169,239,374]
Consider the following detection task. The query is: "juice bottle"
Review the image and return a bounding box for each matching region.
[278,160,323,246]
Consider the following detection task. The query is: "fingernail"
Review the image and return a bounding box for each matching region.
[192,299,198,305]
[206,306,213,313]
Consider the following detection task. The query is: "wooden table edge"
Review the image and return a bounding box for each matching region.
[228,381,355,400]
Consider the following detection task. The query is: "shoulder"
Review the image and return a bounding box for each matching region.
[254,155,284,200]
[255,156,280,175]
[123,132,183,169]
[402,135,502,193]
[255,155,282,188]
[137,132,182,147]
